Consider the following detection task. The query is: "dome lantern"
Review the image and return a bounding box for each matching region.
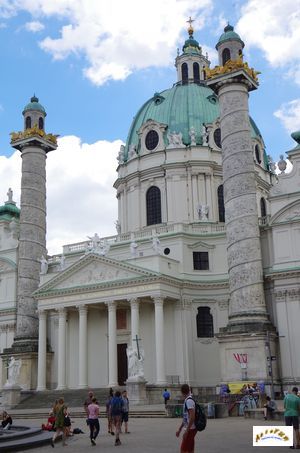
[216,23,244,66]
[22,94,46,132]
[175,18,210,85]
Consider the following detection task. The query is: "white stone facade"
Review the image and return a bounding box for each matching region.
[0,26,300,394]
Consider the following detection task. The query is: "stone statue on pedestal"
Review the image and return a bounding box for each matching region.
[152,232,161,254]
[5,357,22,386]
[87,233,101,251]
[115,220,121,235]
[189,127,196,146]
[40,256,48,275]
[197,203,209,221]
[127,346,145,380]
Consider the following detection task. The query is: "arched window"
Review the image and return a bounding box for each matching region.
[203,69,206,80]
[218,185,225,222]
[25,116,31,129]
[222,48,231,65]
[193,62,200,83]
[260,197,267,218]
[181,63,188,84]
[146,186,162,226]
[196,307,214,338]
[255,144,261,164]
[38,117,44,130]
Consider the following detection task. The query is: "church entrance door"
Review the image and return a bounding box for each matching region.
[117,343,128,385]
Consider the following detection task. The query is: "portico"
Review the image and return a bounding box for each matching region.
[35,253,180,390]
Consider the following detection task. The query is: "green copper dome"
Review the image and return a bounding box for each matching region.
[22,95,46,115]
[125,83,263,161]
[0,202,20,220]
[216,24,244,49]
[182,34,201,54]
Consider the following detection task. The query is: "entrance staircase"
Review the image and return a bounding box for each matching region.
[7,389,166,420]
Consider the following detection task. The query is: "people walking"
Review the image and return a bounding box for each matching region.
[87,396,100,446]
[84,391,97,416]
[176,384,197,453]
[121,390,130,434]
[106,388,114,435]
[51,398,68,447]
[284,387,300,449]
[110,390,124,446]
[163,388,171,407]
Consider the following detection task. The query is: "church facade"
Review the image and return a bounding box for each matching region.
[0,24,300,395]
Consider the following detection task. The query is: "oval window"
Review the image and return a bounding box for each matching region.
[145,130,159,151]
[214,128,221,148]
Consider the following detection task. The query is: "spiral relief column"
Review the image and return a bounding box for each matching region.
[207,26,275,383]
[3,96,57,389]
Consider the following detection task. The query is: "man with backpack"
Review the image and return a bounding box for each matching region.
[110,390,124,446]
[176,384,204,453]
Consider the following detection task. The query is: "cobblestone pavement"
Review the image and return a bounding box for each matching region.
[18,417,292,452]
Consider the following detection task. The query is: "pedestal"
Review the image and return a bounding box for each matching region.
[2,385,22,409]
[1,352,38,390]
[126,378,148,405]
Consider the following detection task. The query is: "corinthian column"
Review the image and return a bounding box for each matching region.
[130,298,140,347]
[78,305,88,388]
[37,309,47,391]
[107,301,118,387]
[56,308,67,390]
[153,297,166,384]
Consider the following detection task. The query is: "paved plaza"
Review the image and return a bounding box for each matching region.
[17,416,292,452]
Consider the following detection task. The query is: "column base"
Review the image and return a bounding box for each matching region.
[217,329,278,383]
[108,382,119,388]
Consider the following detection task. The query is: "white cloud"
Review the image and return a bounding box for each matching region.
[274,99,300,133]
[237,0,300,84]
[24,20,44,32]
[0,135,121,255]
[0,0,212,85]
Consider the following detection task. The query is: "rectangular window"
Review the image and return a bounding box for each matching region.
[193,251,209,270]
[116,309,127,330]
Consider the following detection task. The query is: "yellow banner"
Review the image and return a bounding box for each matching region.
[228,381,255,394]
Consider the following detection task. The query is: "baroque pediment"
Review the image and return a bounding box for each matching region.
[35,253,157,295]
[271,200,300,224]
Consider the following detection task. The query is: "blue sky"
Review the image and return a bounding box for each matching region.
[0,0,299,253]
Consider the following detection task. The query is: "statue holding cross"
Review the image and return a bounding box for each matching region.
[127,336,144,380]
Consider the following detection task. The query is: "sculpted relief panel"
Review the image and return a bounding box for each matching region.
[56,261,139,289]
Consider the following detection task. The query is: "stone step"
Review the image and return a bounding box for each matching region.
[10,409,167,419]
[0,426,52,452]
[14,388,116,409]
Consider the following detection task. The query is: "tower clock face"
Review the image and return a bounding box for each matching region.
[145,130,159,150]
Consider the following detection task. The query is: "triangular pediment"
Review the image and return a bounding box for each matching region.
[188,240,215,250]
[35,253,158,295]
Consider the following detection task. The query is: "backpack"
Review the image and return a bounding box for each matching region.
[185,397,207,432]
[111,396,123,415]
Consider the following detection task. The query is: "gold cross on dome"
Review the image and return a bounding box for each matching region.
[187,16,194,27]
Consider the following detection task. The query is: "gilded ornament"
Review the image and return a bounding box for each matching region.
[206,58,260,83]
[10,124,57,145]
